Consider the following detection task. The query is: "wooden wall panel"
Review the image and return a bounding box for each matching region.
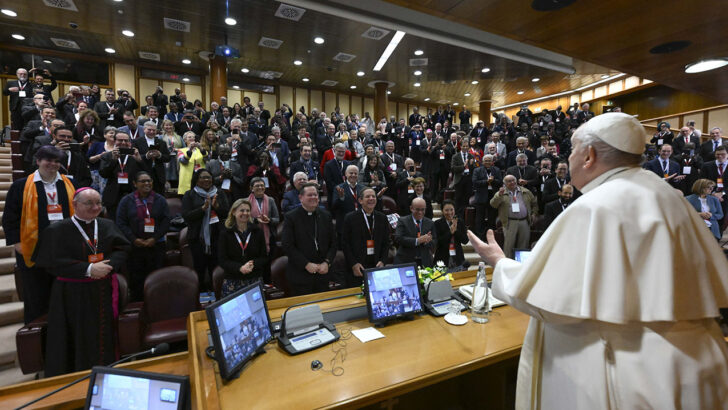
[351,96,362,117]
[115,64,135,97]
[688,115,704,133]
[163,81,181,98]
[364,98,374,118]
[339,95,350,117]
[279,86,293,107]
[398,103,408,120]
[310,90,323,113]
[710,108,728,133]
[139,78,159,100]
[295,88,308,114]
[324,92,336,114]
[243,91,259,104]
[613,85,723,121]
[262,93,276,113]
[388,101,397,120]
[185,84,202,105]
[227,90,241,106]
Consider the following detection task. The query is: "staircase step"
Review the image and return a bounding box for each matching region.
[0,182,9,190]
[0,191,6,201]
[0,167,11,174]
[0,363,36,387]
[0,241,13,259]
[0,159,9,167]
[0,323,20,366]
[0,257,14,275]
[0,153,10,159]
[0,147,10,154]
[0,226,4,240]
[0,275,17,303]
[0,301,23,327]
[0,175,10,182]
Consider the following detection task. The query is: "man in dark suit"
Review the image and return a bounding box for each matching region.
[323,144,351,208]
[342,187,390,287]
[282,183,337,296]
[433,199,468,270]
[99,131,145,219]
[408,124,425,164]
[133,121,171,194]
[395,158,424,213]
[52,125,92,187]
[152,86,168,116]
[542,162,575,205]
[22,107,57,168]
[643,144,684,188]
[544,184,574,229]
[672,126,701,155]
[451,139,475,218]
[700,127,725,162]
[506,137,537,168]
[576,103,594,124]
[394,197,436,267]
[2,67,31,130]
[93,89,124,128]
[116,89,138,115]
[174,110,204,138]
[472,154,503,237]
[700,145,728,227]
[282,172,308,214]
[381,141,404,192]
[117,111,142,140]
[392,118,411,158]
[331,165,366,248]
[408,107,421,127]
[138,106,162,131]
[470,120,488,144]
[288,144,320,183]
[316,123,337,157]
[506,153,540,195]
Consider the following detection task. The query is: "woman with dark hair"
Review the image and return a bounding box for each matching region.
[232,103,244,118]
[86,126,116,193]
[182,168,230,290]
[247,177,280,255]
[200,129,220,160]
[433,199,468,272]
[246,151,286,206]
[116,171,170,301]
[218,199,268,296]
[361,154,386,195]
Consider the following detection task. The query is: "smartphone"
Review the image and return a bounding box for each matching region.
[69,142,81,152]
[119,148,135,156]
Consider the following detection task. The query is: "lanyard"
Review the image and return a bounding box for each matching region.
[130,128,138,139]
[412,216,421,235]
[253,197,263,214]
[556,178,563,188]
[510,190,518,202]
[106,102,113,111]
[234,231,252,254]
[72,217,98,254]
[118,155,129,172]
[142,199,151,217]
[362,210,373,238]
[47,192,57,203]
[349,185,358,208]
[387,153,394,163]
[19,81,26,90]
[662,160,669,174]
[85,128,94,137]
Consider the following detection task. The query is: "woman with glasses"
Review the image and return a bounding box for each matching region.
[116,171,170,301]
[218,199,268,296]
[686,179,724,240]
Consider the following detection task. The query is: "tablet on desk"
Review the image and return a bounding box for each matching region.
[85,366,190,410]
[514,249,532,263]
[363,263,424,325]
[205,280,273,380]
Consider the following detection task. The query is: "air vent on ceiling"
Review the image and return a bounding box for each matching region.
[440,80,457,85]
[531,0,576,11]
[492,91,504,96]
[333,52,356,62]
[361,26,391,40]
[163,18,191,32]
[50,38,80,49]
[259,37,283,49]
[401,93,417,99]
[409,58,428,66]
[275,3,306,21]
[436,99,449,104]
[321,80,338,86]
[43,0,78,12]
[139,51,161,61]
[649,40,691,54]
[504,77,518,82]
[533,87,542,93]
[259,71,283,80]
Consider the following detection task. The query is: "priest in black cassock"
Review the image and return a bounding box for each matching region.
[34,188,129,377]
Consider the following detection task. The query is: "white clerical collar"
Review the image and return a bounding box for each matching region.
[145,136,156,145]
[74,215,95,224]
[580,166,632,194]
[33,170,61,184]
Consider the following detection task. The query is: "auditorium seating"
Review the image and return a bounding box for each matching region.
[270,256,291,297]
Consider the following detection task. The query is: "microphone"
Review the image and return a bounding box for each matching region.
[15,343,170,410]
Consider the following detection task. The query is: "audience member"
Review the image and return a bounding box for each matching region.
[342,187,390,287]
[490,175,537,258]
[472,154,503,236]
[433,200,468,271]
[543,184,573,229]
[394,197,436,267]
[99,131,144,219]
[177,131,207,195]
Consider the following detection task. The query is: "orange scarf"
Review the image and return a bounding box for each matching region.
[20,174,76,266]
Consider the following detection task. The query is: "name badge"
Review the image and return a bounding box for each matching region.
[415,140,421,146]
[389,163,397,171]
[221,178,231,190]
[556,118,560,122]
[439,152,445,160]
[449,243,456,256]
[540,183,545,191]
[88,253,104,264]
[511,202,521,213]
[209,210,219,224]
[18,90,26,97]
[463,168,469,174]
[144,217,155,233]
[118,172,129,184]
[261,177,270,188]
[488,185,493,190]
[47,204,63,221]
[657,139,663,145]
[231,149,238,158]
[682,166,692,174]
[477,137,481,143]
[718,178,724,188]
[408,188,414,194]
[108,114,114,121]
[366,239,375,255]
[67,175,74,180]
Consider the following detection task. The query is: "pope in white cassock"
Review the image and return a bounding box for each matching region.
[468,112,728,409]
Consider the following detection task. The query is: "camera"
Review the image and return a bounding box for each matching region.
[69,22,78,29]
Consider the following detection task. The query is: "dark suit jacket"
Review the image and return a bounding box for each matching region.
[451,151,475,186]
[544,199,567,228]
[395,170,424,210]
[506,149,536,168]
[394,215,436,267]
[644,157,680,178]
[506,165,539,194]
[700,161,728,186]
[331,182,366,234]
[433,218,467,267]
[403,194,434,219]
[2,79,31,111]
[281,189,301,214]
[281,207,337,285]
[217,225,268,281]
[700,140,725,162]
[289,158,320,182]
[672,135,701,154]
[174,120,204,137]
[323,159,351,202]
[342,210,390,270]
[99,153,146,208]
[133,136,171,193]
[61,151,92,188]
[93,100,124,128]
[541,177,571,205]
[472,166,503,204]
[380,152,405,173]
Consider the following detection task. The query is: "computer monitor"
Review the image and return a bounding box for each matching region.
[85,366,190,410]
[514,249,532,263]
[205,280,273,380]
[363,263,424,324]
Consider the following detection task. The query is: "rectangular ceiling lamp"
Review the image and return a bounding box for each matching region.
[373,30,405,72]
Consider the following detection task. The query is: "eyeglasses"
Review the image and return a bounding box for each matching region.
[198,175,213,180]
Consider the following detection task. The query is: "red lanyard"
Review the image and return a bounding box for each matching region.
[72,217,98,254]
[234,231,252,254]
[47,192,57,203]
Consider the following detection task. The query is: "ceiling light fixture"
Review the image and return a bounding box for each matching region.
[11,34,24,40]
[225,17,237,26]
[314,36,325,44]
[356,71,365,77]
[122,29,134,37]
[414,70,422,76]
[685,58,728,74]
[182,77,190,82]
[232,85,239,89]
[350,85,357,89]
[414,50,424,56]
[387,91,391,95]
[464,93,471,96]
[413,82,421,87]
[481,67,490,73]
[531,77,540,82]
[517,90,525,95]
[241,68,249,73]
[424,98,431,101]
[1,9,18,17]
[182,59,191,64]
[293,60,303,66]
[373,30,405,71]
[453,102,459,106]
[302,77,310,82]
[471,80,479,85]
[43,59,52,64]
[105,47,116,53]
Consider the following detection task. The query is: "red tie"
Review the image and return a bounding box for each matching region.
[720,163,725,175]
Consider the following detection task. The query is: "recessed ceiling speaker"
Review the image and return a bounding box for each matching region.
[531,0,577,11]
[649,41,692,54]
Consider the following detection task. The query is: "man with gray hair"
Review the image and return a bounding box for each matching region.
[282,171,309,214]
[700,126,725,161]
[506,136,536,168]
[3,68,30,130]
[470,112,728,409]
[323,143,353,209]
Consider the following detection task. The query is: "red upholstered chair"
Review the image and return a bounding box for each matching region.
[140,266,199,349]
[177,227,194,271]
[380,195,397,215]
[443,189,455,201]
[329,250,347,290]
[270,256,291,298]
[212,266,225,301]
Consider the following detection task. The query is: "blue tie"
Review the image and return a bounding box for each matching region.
[715,141,719,151]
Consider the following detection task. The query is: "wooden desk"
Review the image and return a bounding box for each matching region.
[189,271,530,410]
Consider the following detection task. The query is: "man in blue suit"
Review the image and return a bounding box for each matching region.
[643,144,684,188]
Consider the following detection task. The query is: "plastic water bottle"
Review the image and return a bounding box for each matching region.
[470,262,490,323]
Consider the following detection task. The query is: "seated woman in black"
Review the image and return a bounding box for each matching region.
[218,199,268,297]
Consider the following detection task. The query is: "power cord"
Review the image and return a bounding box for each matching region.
[311,327,352,377]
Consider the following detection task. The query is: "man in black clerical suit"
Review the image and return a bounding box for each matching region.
[133,121,171,194]
[282,183,337,296]
[472,154,503,236]
[53,125,92,187]
[451,139,475,218]
[506,153,539,195]
[672,126,701,155]
[542,162,578,205]
[394,197,437,267]
[2,67,31,130]
[380,141,405,193]
[93,89,124,128]
[506,137,537,168]
[99,131,145,219]
[544,184,574,229]
[34,188,129,377]
[331,165,366,249]
[342,188,390,287]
